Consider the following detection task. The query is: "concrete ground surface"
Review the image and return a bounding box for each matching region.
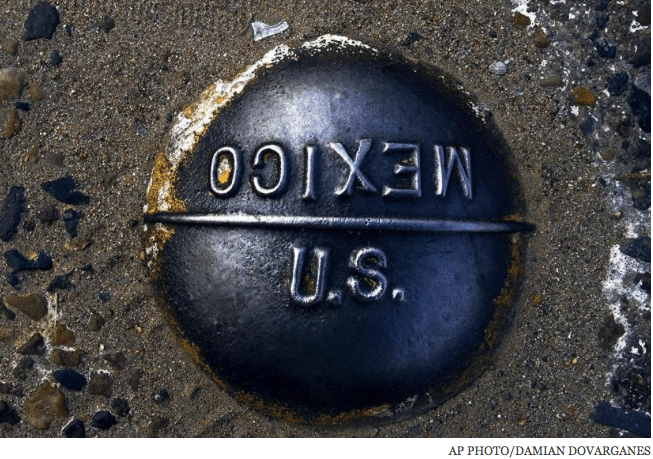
[0,0,650,437]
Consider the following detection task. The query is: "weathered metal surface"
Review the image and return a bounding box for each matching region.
[144,35,531,424]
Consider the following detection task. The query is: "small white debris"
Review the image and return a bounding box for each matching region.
[252,20,289,41]
[630,20,648,33]
[489,61,507,75]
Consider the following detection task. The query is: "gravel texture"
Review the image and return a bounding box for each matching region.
[0,0,649,437]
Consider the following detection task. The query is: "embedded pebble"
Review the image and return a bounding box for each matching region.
[53,369,87,391]
[532,27,549,48]
[0,382,24,397]
[607,72,629,96]
[620,237,651,263]
[403,31,422,46]
[88,371,113,397]
[14,101,30,111]
[4,249,52,272]
[591,401,650,437]
[24,383,68,430]
[12,356,34,380]
[16,333,44,355]
[111,398,130,417]
[94,16,116,33]
[4,293,47,320]
[0,185,26,242]
[4,249,52,290]
[91,410,117,430]
[41,176,90,205]
[147,415,169,436]
[49,50,62,66]
[128,369,143,391]
[513,12,531,28]
[571,87,598,107]
[47,270,75,292]
[62,209,83,238]
[27,84,43,101]
[62,418,85,437]
[0,400,21,426]
[98,291,112,302]
[595,39,616,59]
[251,20,288,41]
[0,37,18,55]
[628,85,651,133]
[50,349,85,367]
[3,109,21,139]
[489,61,507,75]
[23,1,60,41]
[0,302,16,320]
[104,352,126,370]
[153,388,169,403]
[88,312,106,332]
[35,204,59,225]
[634,75,650,96]
[0,68,25,101]
[52,323,75,346]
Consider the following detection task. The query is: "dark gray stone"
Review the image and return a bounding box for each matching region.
[23,1,60,41]
[0,186,25,241]
[607,72,628,96]
[91,410,117,430]
[628,85,651,133]
[62,418,85,438]
[621,237,651,263]
[16,333,44,355]
[53,369,87,391]
[62,209,83,237]
[0,400,20,426]
[591,401,651,437]
[50,50,62,66]
[41,176,90,205]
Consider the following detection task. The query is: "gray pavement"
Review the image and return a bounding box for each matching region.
[0,0,649,437]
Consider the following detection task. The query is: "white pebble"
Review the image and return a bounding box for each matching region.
[489,61,507,75]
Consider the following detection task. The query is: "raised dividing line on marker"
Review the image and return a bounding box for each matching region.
[144,213,533,233]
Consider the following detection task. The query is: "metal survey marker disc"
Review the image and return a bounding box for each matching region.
[144,35,532,424]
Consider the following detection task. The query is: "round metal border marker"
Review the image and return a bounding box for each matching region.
[144,35,532,425]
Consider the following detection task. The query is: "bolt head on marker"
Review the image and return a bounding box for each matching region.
[144,35,531,424]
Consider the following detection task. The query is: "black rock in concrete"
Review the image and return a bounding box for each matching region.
[94,16,115,33]
[53,369,87,391]
[0,186,26,242]
[607,72,628,97]
[621,237,651,263]
[47,269,75,292]
[12,356,34,380]
[595,39,616,58]
[16,333,44,355]
[63,209,83,237]
[50,50,62,66]
[41,176,90,205]
[591,401,651,437]
[4,249,52,271]
[403,31,422,46]
[13,102,30,111]
[62,419,86,438]
[0,400,20,426]
[628,85,651,133]
[23,1,60,41]
[35,204,59,225]
[91,410,117,430]
[111,398,130,417]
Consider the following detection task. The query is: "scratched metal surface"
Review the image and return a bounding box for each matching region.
[0,0,649,437]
